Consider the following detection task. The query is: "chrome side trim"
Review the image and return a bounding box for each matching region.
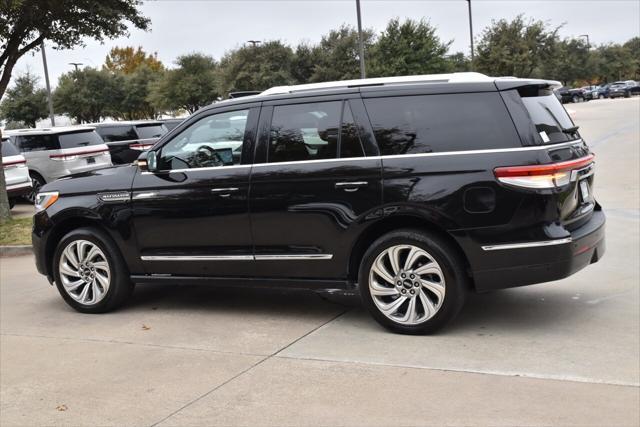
[255,254,333,260]
[481,238,573,251]
[141,255,254,261]
[141,254,333,261]
[133,192,158,200]
[140,140,585,174]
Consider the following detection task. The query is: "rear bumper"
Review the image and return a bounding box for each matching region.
[6,181,32,198]
[471,209,605,291]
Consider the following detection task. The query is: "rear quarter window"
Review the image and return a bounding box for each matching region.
[58,131,104,149]
[363,93,520,155]
[136,124,165,139]
[14,134,59,152]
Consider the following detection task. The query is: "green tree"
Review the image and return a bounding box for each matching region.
[623,37,640,80]
[445,52,471,72]
[0,0,149,99]
[475,15,559,78]
[149,53,219,114]
[0,72,48,127]
[54,68,124,123]
[369,18,451,77]
[218,41,296,94]
[116,65,163,120]
[309,25,375,82]
[104,46,163,74]
[542,38,590,85]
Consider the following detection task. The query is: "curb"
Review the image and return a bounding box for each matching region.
[0,245,33,257]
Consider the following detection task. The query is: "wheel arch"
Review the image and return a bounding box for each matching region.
[348,214,473,288]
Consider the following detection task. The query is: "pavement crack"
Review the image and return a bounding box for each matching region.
[149,309,349,427]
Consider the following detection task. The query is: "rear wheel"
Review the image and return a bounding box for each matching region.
[53,227,133,313]
[359,229,467,334]
[599,94,605,99]
[572,95,579,103]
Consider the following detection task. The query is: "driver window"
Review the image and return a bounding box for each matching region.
[158,109,249,170]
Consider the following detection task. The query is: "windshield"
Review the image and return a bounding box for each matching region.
[521,93,578,144]
[136,124,165,139]
[58,131,104,149]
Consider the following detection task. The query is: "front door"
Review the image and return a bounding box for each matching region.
[132,105,260,277]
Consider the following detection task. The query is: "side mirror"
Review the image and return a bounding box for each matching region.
[137,151,157,172]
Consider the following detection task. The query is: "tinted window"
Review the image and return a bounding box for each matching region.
[269,101,341,163]
[364,93,520,155]
[1,140,20,156]
[15,134,59,152]
[159,109,249,170]
[136,124,165,139]
[520,93,577,144]
[58,131,104,149]
[162,120,183,131]
[96,125,137,142]
[340,103,364,158]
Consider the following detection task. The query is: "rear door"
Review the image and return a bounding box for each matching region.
[249,95,382,280]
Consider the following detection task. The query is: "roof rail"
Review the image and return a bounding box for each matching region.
[260,72,492,96]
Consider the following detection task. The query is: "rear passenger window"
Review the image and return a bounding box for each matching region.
[15,135,59,152]
[58,131,104,149]
[268,102,341,163]
[364,93,520,155]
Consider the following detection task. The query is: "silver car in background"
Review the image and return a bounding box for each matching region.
[5,127,112,202]
[1,137,32,208]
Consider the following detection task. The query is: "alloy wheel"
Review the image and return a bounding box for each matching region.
[368,244,446,326]
[58,240,111,305]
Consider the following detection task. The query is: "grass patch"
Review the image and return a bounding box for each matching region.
[0,217,32,246]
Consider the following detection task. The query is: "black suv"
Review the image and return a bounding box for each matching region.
[92,121,167,165]
[32,73,605,334]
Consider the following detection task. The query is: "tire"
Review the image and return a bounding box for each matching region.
[25,172,45,204]
[572,95,579,103]
[358,229,467,334]
[9,199,15,209]
[52,227,134,313]
[599,94,605,99]
[624,92,630,98]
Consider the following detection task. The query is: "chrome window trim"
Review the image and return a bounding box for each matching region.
[141,254,333,261]
[481,238,573,251]
[141,140,584,174]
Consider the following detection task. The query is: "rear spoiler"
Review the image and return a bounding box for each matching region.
[494,78,562,91]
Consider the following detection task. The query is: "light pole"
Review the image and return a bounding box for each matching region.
[579,34,590,49]
[246,40,261,47]
[40,41,55,127]
[466,0,474,67]
[355,0,366,79]
[69,62,83,72]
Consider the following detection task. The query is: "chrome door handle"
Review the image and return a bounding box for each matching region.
[211,187,239,198]
[335,181,368,192]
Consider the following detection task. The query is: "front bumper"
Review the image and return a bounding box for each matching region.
[471,208,605,291]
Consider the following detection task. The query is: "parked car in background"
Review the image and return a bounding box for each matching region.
[5,127,112,202]
[608,81,637,98]
[31,73,605,334]
[592,84,610,99]
[580,85,599,100]
[160,118,185,132]
[1,137,31,208]
[555,86,587,103]
[93,121,166,165]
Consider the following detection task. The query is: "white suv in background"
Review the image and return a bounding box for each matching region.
[5,127,112,202]
[1,136,32,208]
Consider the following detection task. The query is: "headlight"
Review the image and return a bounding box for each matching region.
[35,192,59,212]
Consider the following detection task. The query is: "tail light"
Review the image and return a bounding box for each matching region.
[494,154,595,189]
[50,148,109,161]
[129,143,154,151]
[2,159,27,169]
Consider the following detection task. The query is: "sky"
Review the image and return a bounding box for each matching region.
[10,0,640,90]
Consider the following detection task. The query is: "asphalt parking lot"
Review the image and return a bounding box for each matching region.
[1,97,639,426]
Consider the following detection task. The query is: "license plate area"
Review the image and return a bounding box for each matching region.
[86,157,96,164]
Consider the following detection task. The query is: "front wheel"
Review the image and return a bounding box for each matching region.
[599,94,605,99]
[359,229,467,334]
[53,227,134,313]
